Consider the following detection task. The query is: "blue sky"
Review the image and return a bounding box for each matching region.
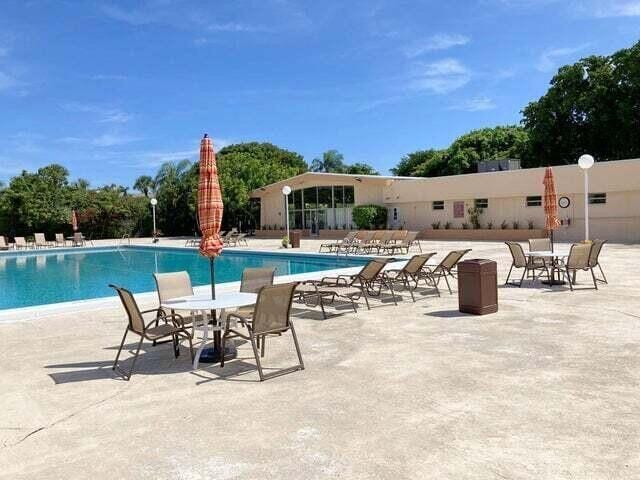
[1,0,638,186]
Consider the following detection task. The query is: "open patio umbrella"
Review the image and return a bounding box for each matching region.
[70,209,78,232]
[543,166,561,251]
[197,133,224,299]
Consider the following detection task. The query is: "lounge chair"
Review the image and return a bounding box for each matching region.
[304,258,397,311]
[421,249,472,294]
[562,243,597,291]
[54,233,66,247]
[319,231,357,253]
[359,231,394,254]
[221,282,304,381]
[72,232,85,247]
[0,236,9,250]
[110,284,194,381]
[350,231,374,254]
[226,233,248,247]
[14,237,29,249]
[383,253,438,301]
[185,234,201,247]
[504,242,549,287]
[34,233,53,249]
[380,231,420,255]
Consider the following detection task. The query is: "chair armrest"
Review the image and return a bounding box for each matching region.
[320,276,350,286]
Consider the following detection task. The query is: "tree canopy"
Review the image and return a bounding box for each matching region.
[310,149,379,175]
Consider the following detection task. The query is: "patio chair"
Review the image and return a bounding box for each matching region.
[0,236,9,250]
[54,233,66,247]
[360,231,394,254]
[110,284,194,381]
[307,258,397,311]
[589,239,608,285]
[504,242,550,287]
[562,243,597,291]
[528,238,552,252]
[153,271,207,341]
[185,234,201,247]
[72,232,85,247]
[421,249,472,294]
[380,231,420,255]
[319,231,357,253]
[237,267,276,317]
[34,233,53,249]
[350,231,374,254]
[383,253,438,301]
[14,237,29,249]
[231,233,248,247]
[221,282,304,381]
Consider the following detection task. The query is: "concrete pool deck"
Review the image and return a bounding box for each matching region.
[1,238,639,479]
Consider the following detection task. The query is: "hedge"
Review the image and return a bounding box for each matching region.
[352,204,387,229]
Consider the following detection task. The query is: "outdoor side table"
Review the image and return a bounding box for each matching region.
[458,259,498,315]
[161,292,257,368]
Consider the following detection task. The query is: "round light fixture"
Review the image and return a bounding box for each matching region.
[578,154,594,170]
[150,198,158,206]
[282,185,292,195]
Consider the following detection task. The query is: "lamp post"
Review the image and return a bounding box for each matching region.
[578,154,594,241]
[150,197,158,243]
[282,185,292,247]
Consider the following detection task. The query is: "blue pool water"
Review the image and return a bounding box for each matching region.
[0,246,367,310]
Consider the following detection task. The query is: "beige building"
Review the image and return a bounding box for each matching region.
[251,158,640,243]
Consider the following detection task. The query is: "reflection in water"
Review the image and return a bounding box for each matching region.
[36,255,47,270]
[16,256,26,268]
[0,257,5,271]
[57,254,65,263]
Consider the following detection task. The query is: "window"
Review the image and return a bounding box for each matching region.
[432,200,444,210]
[317,187,332,209]
[589,193,606,204]
[526,195,542,207]
[343,186,355,206]
[303,187,317,209]
[474,198,488,209]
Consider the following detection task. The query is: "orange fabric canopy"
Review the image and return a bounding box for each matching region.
[543,167,561,232]
[197,134,224,258]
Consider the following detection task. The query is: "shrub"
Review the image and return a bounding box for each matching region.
[527,219,535,230]
[512,220,520,230]
[487,221,494,230]
[467,206,483,229]
[352,204,387,229]
[500,220,509,229]
[281,236,289,248]
[444,221,452,230]
[462,222,470,229]
[431,221,441,230]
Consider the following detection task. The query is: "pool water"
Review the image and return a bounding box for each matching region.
[0,246,367,310]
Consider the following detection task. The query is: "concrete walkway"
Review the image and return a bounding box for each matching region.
[1,238,639,479]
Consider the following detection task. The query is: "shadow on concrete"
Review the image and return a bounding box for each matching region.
[426,309,474,318]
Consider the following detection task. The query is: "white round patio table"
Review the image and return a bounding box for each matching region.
[161,292,257,368]
[527,250,570,285]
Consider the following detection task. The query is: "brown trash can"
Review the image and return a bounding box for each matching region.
[290,230,301,248]
[457,259,498,315]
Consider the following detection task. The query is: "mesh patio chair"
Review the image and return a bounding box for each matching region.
[228,233,248,247]
[589,239,607,285]
[14,237,28,249]
[73,232,85,247]
[528,238,552,251]
[504,242,550,287]
[34,233,52,249]
[351,231,375,254]
[319,231,357,253]
[237,267,276,317]
[383,253,438,301]
[307,258,397,311]
[110,284,194,381]
[221,282,304,381]
[380,231,420,255]
[360,231,394,254]
[55,233,66,247]
[0,236,9,250]
[562,243,597,291]
[421,249,472,294]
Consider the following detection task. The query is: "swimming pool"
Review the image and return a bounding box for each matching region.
[0,246,368,310]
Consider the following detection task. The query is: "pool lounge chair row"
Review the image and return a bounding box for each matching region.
[184,229,249,248]
[0,232,86,250]
[319,230,422,255]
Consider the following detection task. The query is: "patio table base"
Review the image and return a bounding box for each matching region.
[198,343,237,364]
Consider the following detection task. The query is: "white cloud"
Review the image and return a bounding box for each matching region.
[449,96,497,112]
[404,34,470,58]
[536,45,587,72]
[62,102,132,124]
[589,0,640,16]
[57,133,141,147]
[0,71,19,91]
[409,58,471,94]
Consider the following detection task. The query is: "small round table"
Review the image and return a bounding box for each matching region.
[161,292,257,368]
[528,250,570,285]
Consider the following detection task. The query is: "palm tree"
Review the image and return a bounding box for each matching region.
[133,175,155,197]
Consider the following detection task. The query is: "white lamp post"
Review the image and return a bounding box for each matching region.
[150,198,158,242]
[282,185,292,247]
[578,154,594,241]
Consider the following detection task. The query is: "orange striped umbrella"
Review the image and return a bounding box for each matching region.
[71,209,78,232]
[197,134,224,298]
[543,166,561,234]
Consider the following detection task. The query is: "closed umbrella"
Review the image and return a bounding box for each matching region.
[197,133,224,298]
[71,209,78,232]
[543,166,561,251]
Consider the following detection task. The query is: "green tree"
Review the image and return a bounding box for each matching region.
[153,160,195,235]
[522,40,640,165]
[345,162,379,175]
[310,149,347,173]
[133,175,155,197]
